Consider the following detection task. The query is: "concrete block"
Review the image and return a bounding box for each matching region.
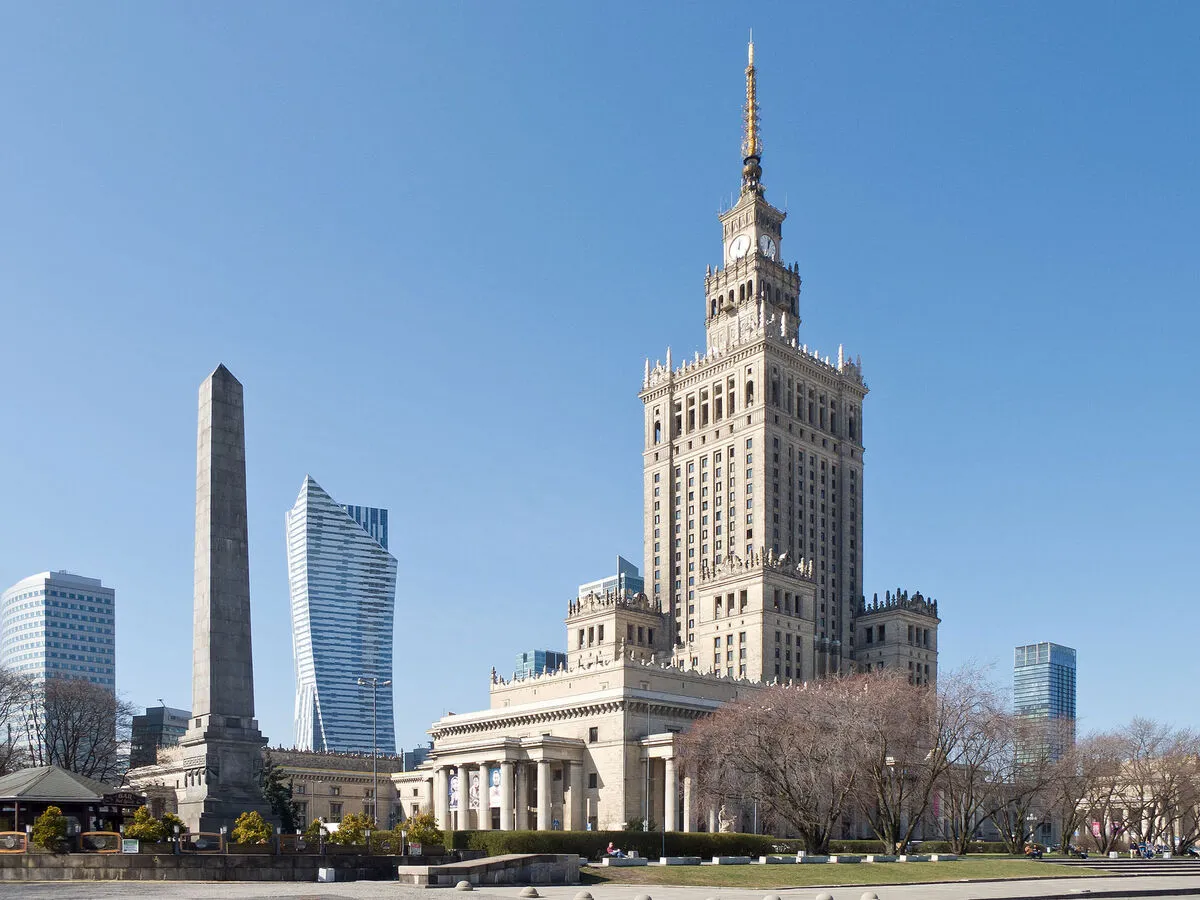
[757,855,796,864]
[830,855,862,863]
[712,856,753,865]
[929,854,957,862]
[864,855,897,862]
[658,857,702,866]
[897,854,929,862]
[600,857,649,867]
[798,854,829,863]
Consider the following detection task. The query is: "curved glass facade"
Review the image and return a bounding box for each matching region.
[287,476,397,754]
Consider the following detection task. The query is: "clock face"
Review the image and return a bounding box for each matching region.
[759,234,778,260]
[728,234,751,260]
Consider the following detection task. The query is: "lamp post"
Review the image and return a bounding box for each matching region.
[357,676,392,826]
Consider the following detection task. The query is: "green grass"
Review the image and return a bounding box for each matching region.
[582,857,1106,888]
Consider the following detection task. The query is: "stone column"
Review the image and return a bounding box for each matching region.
[536,760,551,830]
[515,763,529,830]
[707,805,717,833]
[500,761,515,831]
[478,763,492,831]
[434,767,448,831]
[682,774,693,833]
[664,756,678,832]
[569,761,585,831]
[457,765,472,830]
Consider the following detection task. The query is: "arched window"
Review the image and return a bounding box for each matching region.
[746,380,755,407]
[654,422,662,444]
[747,279,754,297]
[710,298,717,317]
[729,290,735,306]
[739,283,745,302]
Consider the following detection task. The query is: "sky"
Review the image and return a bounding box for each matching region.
[1,2,1198,752]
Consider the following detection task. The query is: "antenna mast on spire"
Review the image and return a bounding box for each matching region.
[741,35,763,196]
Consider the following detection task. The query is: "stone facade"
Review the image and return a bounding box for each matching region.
[396,655,761,833]
[854,591,940,686]
[393,41,942,838]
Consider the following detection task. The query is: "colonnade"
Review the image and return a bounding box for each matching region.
[431,758,588,832]
[428,754,701,833]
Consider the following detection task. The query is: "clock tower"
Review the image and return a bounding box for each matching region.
[705,42,802,356]
[641,40,868,683]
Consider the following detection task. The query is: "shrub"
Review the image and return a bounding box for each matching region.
[303,818,324,841]
[401,810,443,847]
[31,806,68,851]
[124,806,167,842]
[160,812,186,836]
[232,810,271,845]
[327,812,374,846]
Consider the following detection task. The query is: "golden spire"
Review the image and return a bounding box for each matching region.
[741,34,764,195]
[742,36,759,160]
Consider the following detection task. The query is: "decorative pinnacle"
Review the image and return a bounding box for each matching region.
[741,36,763,195]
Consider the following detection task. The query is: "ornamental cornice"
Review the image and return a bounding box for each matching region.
[431,699,627,739]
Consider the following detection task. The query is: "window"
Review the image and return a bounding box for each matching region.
[329,785,341,796]
[588,773,598,789]
[329,802,343,822]
[588,727,598,743]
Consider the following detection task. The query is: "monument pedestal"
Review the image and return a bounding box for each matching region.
[176,715,276,833]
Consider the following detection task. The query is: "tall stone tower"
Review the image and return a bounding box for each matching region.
[177,364,274,833]
[640,42,868,682]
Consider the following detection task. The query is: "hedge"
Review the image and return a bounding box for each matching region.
[443,831,1020,858]
[446,830,809,859]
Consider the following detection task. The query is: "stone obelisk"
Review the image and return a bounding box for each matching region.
[177,364,274,833]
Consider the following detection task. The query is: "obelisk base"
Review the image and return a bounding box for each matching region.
[176,718,276,834]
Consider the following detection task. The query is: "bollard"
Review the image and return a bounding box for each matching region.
[765,895,783,900]
[456,881,473,891]
[861,893,879,900]
[634,895,653,900]
[574,893,594,900]
[815,894,835,900]
[520,889,541,899]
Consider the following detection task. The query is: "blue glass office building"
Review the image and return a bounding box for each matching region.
[287,477,397,754]
[514,649,567,679]
[1014,641,1077,755]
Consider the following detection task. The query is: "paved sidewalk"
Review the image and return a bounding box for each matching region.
[5,874,1200,900]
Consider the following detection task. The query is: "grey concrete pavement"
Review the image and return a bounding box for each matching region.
[5,874,1200,900]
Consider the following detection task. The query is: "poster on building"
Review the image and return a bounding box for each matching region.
[448,771,460,810]
[488,766,501,807]
[469,770,481,809]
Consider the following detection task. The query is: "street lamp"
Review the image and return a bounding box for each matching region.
[357,676,392,826]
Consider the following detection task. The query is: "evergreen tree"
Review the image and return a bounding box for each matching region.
[259,752,299,832]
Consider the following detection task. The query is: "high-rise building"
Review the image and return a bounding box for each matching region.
[640,40,866,681]
[0,571,116,690]
[130,705,191,768]
[577,555,645,600]
[513,650,567,679]
[1014,641,1077,753]
[287,476,397,754]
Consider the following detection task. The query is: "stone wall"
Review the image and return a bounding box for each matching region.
[0,852,414,881]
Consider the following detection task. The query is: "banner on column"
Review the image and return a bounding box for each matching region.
[448,771,460,810]
[488,766,501,807]
[469,770,481,810]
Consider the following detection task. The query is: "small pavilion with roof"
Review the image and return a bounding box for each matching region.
[0,766,143,832]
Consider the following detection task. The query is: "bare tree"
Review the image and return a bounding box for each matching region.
[22,678,134,782]
[0,668,30,775]
[932,670,1012,854]
[987,717,1063,853]
[1077,732,1133,853]
[679,678,870,853]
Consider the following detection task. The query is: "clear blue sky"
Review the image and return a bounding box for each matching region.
[2,3,1197,751]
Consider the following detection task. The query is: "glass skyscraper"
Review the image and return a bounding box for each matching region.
[1014,641,1077,758]
[287,477,397,754]
[0,571,116,691]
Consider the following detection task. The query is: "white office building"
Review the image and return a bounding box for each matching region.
[0,571,116,691]
[286,476,397,754]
